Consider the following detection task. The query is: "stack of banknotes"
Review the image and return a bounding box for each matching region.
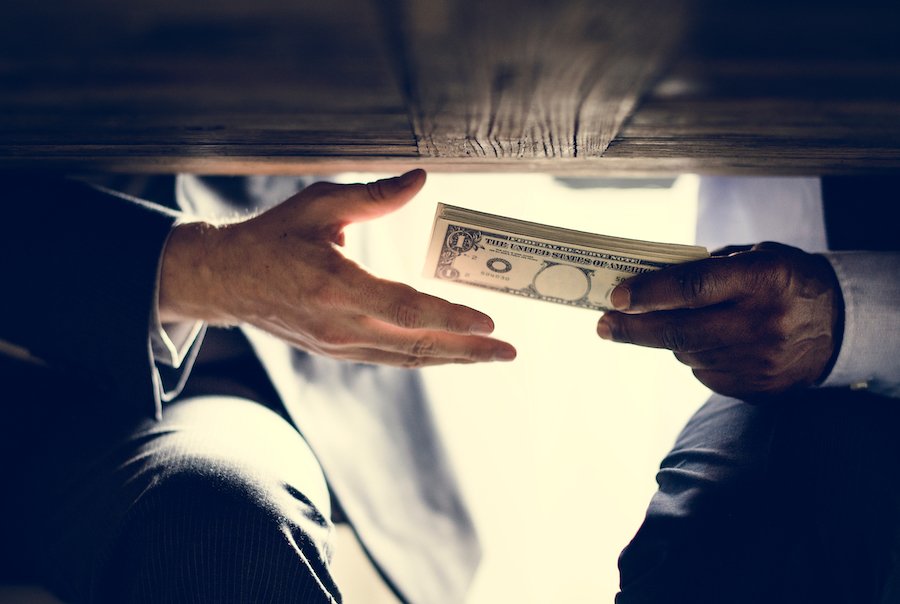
[423,203,709,311]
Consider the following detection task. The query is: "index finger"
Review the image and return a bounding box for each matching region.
[611,254,760,313]
[349,271,497,335]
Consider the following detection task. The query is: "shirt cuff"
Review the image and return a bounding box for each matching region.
[820,252,900,398]
[152,319,204,368]
[150,221,204,369]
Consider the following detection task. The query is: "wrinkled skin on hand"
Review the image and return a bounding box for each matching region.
[160,169,517,368]
[597,242,843,400]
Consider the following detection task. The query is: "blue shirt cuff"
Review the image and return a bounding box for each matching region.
[821,252,900,398]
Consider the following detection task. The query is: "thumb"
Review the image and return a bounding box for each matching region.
[302,169,426,227]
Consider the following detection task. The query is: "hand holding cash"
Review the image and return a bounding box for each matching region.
[597,241,843,399]
[423,203,842,399]
[423,203,709,311]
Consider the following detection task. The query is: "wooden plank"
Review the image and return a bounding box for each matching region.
[385,0,690,159]
[0,0,418,167]
[2,0,900,174]
[7,151,900,177]
[607,0,900,174]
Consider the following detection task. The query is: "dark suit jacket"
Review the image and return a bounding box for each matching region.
[0,174,479,604]
[2,176,177,417]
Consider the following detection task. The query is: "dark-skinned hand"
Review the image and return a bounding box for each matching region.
[596,242,843,400]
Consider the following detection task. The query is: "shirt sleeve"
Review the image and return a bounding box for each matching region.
[149,222,207,401]
[150,224,204,369]
[695,176,828,252]
[820,251,900,398]
[151,319,204,368]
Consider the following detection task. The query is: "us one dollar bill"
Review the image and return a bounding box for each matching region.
[423,203,709,311]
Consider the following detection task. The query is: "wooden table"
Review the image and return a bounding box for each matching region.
[2,0,898,175]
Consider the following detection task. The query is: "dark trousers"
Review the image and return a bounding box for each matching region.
[617,389,900,604]
[0,352,341,604]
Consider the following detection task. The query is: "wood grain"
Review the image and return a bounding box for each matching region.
[0,0,418,169]
[386,0,689,160]
[606,0,900,174]
[1,0,900,174]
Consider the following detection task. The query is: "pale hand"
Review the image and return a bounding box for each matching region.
[159,170,517,367]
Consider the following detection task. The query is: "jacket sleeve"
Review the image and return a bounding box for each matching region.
[0,175,180,418]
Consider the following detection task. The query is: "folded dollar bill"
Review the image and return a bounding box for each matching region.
[423,203,709,311]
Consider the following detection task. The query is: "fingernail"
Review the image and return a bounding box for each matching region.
[494,347,517,361]
[597,319,612,340]
[611,286,630,310]
[469,319,495,335]
[399,169,422,187]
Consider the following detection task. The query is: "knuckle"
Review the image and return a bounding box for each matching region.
[672,351,694,367]
[444,305,467,332]
[769,262,793,291]
[692,369,725,393]
[365,180,388,202]
[606,315,631,343]
[408,336,437,357]
[660,323,690,351]
[748,253,791,291]
[392,301,423,329]
[402,355,426,369]
[678,268,708,304]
